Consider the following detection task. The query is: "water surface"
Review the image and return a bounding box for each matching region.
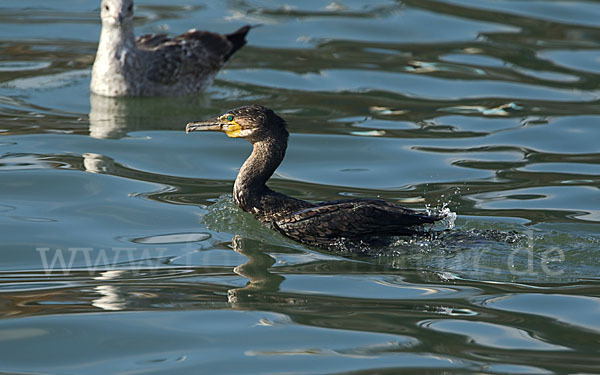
[1,1,599,374]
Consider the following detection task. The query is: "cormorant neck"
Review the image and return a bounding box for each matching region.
[234,133,287,213]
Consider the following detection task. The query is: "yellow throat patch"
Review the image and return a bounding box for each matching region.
[225,121,243,138]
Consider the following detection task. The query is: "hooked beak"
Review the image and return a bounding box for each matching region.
[186,116,245,138]
[185,118,228,134]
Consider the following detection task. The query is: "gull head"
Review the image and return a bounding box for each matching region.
[100,0,134,28]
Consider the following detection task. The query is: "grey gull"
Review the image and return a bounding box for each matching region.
[91,0,251,97]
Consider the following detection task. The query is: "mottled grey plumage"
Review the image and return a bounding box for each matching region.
[91,0,251,97]
[186,105,446,250]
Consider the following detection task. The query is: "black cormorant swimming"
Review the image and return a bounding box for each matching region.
[186,105,446,250]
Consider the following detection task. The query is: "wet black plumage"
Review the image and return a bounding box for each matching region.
[186,105,446,249]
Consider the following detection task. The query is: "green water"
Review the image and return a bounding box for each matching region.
[1,0,600,374]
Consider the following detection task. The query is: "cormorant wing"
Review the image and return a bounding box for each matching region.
[273,199,441,244]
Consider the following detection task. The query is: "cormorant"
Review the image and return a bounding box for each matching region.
[91,0,251,97]
[186,105,446,249]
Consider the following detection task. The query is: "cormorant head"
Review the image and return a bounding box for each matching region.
[100,0,134,28]
[186,105,288,143]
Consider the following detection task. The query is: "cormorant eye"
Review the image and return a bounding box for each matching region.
[104,5,110,11]
[226,115,234,122]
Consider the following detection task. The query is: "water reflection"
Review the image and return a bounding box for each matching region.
[88,95,134,139]
[82,152,115,173]
[88,93,210,139]
[92,285,126,311]
[0,256,599,373]
[227,236,285,304]
[2,0,600,373]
